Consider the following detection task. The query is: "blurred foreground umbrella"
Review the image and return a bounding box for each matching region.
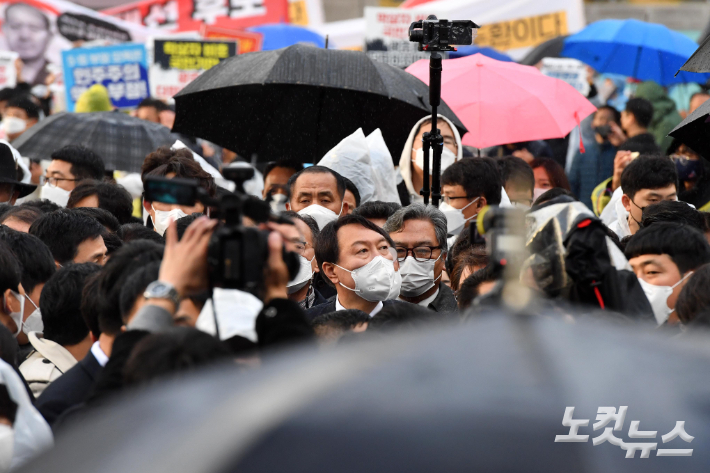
[248,23,326,50]
[18,314,710,473]
[562,19,709,86]
[678,33,710,75]
[172,44,466,163]
[406,54,596,149]
[13,111,184,173]
[668,97,710,159]
[519,35,567,66]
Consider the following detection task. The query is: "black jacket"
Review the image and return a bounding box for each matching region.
[35,350,102,427]
[305,296,411,322]
[428,283,458,313]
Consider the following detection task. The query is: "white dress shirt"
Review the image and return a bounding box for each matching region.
[335,296,383,317]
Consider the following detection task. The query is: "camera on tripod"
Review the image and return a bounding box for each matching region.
[408,15,478,52]
[143,166,299,295]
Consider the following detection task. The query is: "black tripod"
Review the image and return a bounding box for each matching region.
[420,51,444,207]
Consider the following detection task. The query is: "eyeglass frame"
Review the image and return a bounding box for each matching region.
[395,245,443,262]
[41,176,80,187]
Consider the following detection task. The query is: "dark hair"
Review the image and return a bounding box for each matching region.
[73,207,121,233]
[0,240,20,294]
[352,200,401,222]
[0,227,55,295]
[624,222,710,274]
[676,263,710,324]
[530,158,570,191]
[342,177,361,208]
[50,145,105,181]
[497,156,534,193]
[314,214,396,282]
[19,199,60,214]
[641,200,705,232]
[67,180,134,224]
[0,323,18,369]
[81,273,102,339]
[625,97,654,128]
[441,157,502,205]
[95,241,164,336]
[597,105,621,124]
[117,223,165,244]
[141,147,216,197]
[620,155,678,201]
[0,204,11,221]
[29,209,105,265]
[281,210,319,242]
[0,205,42,227]
[0,87,18,103]
[123,328,230,387]
[458,264,500,310]
[255,301,314,348]
[287,166,346,201]
[41,263,100,346]
[532,188,576,207]
[103,231,123,255]
[263,159,303,182]
[137,98,170,112]
[0,384,17,425]
[450,245,489,292]
[367,302,437,331]
[6,94,41,120]
[175,213,202,241]
[119,261,161,322]
[311,309,370,329]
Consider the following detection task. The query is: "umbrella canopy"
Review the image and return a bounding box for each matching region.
[248,23,326,50]
[12,111,184,173]
[448,45,512,62]
[172,44,466,163]
[562,19,710,86]
[668,97,710,160]
[519,35,567,66]
[405,53,597,149]
[18,314,710,473]
[678,33,710,74]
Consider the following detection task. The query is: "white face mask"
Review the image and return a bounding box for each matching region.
[41,183,71,207]
[439,197,479,236]
[151,206,188,236]
[533,187,548,202]
[297,201,343,230]
[638,272,693,325]
[399,252,443,297]
[23,295,42,334]
[287,255,314,294]
[335,255,401,302]
[414,146,457,172]
[1,116,27,135]
[0,424,13,473]
[4,290,24,336]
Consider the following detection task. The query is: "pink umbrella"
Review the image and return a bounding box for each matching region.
[405,53,597,149]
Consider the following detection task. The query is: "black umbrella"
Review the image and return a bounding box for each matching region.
[518,35,568,66]
[12,111,185,173]
[19,313,710,473]
[668,98,710,160]
[172,44,467,163]
[678,33,710,74]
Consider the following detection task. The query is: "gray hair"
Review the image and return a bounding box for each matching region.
[383,203,448,252]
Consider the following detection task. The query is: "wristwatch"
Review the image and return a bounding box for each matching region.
[143,281,181,308]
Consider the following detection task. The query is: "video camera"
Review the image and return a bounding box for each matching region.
[408,15,478,52]
[144,165,299,295]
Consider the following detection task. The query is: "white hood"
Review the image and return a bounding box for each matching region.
[398,114,463,203]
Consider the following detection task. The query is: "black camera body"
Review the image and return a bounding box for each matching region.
[409,15,478,52]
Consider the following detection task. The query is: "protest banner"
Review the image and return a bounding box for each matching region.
[0,0,157,86]
[62,43,149,111]
[199,25,262,53]
[0,51,18,88]
[288,0,323,26]
[540,57,590,97]
[150,38,236,100]
[364,8,430,68]
[102,0,288,32]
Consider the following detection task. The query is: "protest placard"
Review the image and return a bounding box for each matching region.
[540,57,590,97]
[62,43,149,111]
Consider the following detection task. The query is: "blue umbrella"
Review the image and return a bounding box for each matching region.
[248,23,325,51]
[448,45,513,62]
[562,19,710,86]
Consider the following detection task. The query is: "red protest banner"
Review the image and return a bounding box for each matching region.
[199,25,262,53]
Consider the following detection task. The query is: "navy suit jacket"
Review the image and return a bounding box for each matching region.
[35,350,102,427]
[305,296,412,322]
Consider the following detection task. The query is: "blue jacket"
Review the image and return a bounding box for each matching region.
[568,140,617,211]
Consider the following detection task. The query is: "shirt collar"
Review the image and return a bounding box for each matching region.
[90,341,109,367]
[335,296,383,317]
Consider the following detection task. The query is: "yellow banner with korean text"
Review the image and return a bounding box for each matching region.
[475,11,568,51]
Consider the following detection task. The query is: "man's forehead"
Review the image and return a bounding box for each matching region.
[630,254,673,267]
[638,186,677,198]
[394,219,437,242]
[295,172,337,190]
[338,223,384,245]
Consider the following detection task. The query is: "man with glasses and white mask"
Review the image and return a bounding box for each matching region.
[305,214,406,321]
[384,203,457,312]
[286,166,348,230]
[41,145,105,207]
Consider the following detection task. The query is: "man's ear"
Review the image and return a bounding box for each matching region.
[285,201,291,211]
[322,262,339,285]
[477,196,488,211]
[1,289,11,314]
[341,201,349,216]
[143,199,152,213]
[621,194,631,212]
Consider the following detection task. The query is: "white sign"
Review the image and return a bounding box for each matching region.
[0,51,18,89]
[365,8,431,68]
[540,58,590,97]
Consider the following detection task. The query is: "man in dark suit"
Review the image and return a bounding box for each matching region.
[306,214,408,322]
[383,203,458,313]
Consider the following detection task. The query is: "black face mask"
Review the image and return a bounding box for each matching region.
[673,156,702,182]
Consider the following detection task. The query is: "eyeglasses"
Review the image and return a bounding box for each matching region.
[442,195,471,205]
[41,176,80,187]
[396,246,442,262]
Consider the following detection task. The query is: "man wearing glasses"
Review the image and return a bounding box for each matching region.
[42,145,105,207]
[384,203,457,312]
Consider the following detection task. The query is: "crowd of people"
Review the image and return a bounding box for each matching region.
[0,73,709,469]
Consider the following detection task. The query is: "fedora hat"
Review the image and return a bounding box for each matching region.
[0,142,36,198]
